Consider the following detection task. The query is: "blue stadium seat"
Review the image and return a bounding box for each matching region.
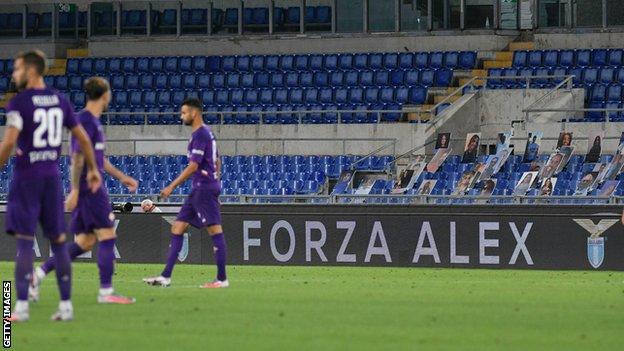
[429,52,444,68]
[354,54,368,69]
[323,54,338,71]
[592,49,608,66]
[444,51,459,69]
[608,49,623,66]
[338,54,353,70]
[415,52,428,68]
[528,51,542,67]
[237,56,251,71]
[136,57,150,73]
[420,69,435,86]
[360,71,374,86]
[280,55,294,71]
[458,52,477,69]
[559,50,574,67]
[369,53,383,69]
[600,67,615,84]
[122,57,136,72]
[179,56,192,72]
[576,49,591,66]
[542,50,558,67]
[266,55,279,71]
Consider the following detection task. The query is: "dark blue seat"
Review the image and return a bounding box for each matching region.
[79,59,92,74]
[201,91,215,105]
[607,84,622,102]
[408,87,427,104]
[125,75,139,90]
[221,56,236,71]
[339,54,353,70]
[348,88,364,103]
[345,71,359,86]
[226,72,240,88]
[458,51,477,69]
[114,91,128,106]
[252,8,269,25]
[313,72,329,87]
[182,74,196,89]
[415,52,428,68]
[559,50,574,67]
[289,88,304,104]
[380,87,394,103]
[359,71,374,86]
[354,54,368,70]
[364,87,380,103]
[69,75,83,90]
[542,50,558,67]
[271,72,285,87]
[241,73,254,88]
[319,88,333,103]
[122,57,136,72]
[136,57,150,73]
[395,87,409,104]
[280,56,295,71]
[54,76,68,91]
[330,71,344,86]
[300,72,314,87]
[197,74,211,89]
[274,89,288,104]
[429,52,444,68]
[592,49,608,66]
[251,56,265,71]
[129,91,142,106]
[111,75,124,90]
[315,6,331,24]
[148,57,163,73]
[237,56,251,71]
[374,71,389,86]
[285,7,300,25]
[599,67,615,84]
[420,69,435,87]
[608,49,623,66]
[266,55,279,71]
[309,54,323,70]
[323,54,338,71]
[390,70,405,86]
[444,51,459,69]
[224,8,238,27]
[590,84,606,102]
[584,68,599,85]
[168,74,182,89]
[405,70,419,86]
[369,53,383,69]
[285,72,299,87]
[334,88,348,104]
[576,49,591,66]
[178,57,192,72]
[434,69,453,87]
[528,51,542,67]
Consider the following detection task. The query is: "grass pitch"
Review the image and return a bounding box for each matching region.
[1,262,623,351]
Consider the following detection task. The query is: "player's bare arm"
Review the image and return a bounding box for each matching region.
[104,158,138,192]
[71,125,102,193]
[216,158,222,180]
[0,126,20,170]
[65,152,84,211]
[160,161,199,199]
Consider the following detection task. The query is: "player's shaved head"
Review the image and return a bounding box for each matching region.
[84,77,110,101]
[13,50,47,91]
[180,98,203,126]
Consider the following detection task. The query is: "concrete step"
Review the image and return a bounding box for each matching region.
[459,77,484,86]
[509,42,535,51]
[406,110,431,122]
[434,94,462,104]
[67,48,88,58]
[47,67,66,76]
[483,60,512,69]
[495,51,514,61]
[471,69,488,77]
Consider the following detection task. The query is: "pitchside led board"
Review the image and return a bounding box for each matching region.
[1,205,624,271]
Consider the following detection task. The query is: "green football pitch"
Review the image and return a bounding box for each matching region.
[1,262,623,351]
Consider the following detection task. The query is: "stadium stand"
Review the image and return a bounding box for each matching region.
[0,51,477,125]
[488,48,624,122]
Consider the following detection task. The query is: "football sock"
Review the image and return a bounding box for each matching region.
[98,238,116,290]
[51,242,72,301]
[15,239,34,301]
[41,242,85,274]
[161,234,184,278]
[210,233,227,281]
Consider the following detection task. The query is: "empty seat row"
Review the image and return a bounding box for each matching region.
[66,51,476,75]
[59,70,446,91]
[488,66,624,89]
[513,49,624,68]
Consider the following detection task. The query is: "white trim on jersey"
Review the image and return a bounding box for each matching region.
[211,138,218,179]
[6,111,23,131]
[191,149,205,155]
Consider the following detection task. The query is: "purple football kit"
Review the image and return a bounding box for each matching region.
[5,88,78,239]
[70,110,114,234]
[176,125,222,228]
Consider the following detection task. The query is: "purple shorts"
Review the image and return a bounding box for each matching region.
[176,187,221,229]
[6,176,66,239]
[71,187,114,235]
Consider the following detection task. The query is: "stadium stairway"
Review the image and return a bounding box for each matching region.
[459,41,535,88]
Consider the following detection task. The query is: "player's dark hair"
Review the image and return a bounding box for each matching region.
[182,98,203,112]
[84,77,110,101]
[16,50,47,75]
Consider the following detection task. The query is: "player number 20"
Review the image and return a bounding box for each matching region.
[33,108,63,148]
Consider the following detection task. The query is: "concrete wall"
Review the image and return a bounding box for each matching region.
[88,33,514,57]
[535,32,624,49]
[0,41,78,59]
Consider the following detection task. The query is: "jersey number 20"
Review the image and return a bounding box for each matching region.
[33,108,63,148]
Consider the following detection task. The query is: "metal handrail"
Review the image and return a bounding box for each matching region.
[522,75,576,121]
[349,140,398,171]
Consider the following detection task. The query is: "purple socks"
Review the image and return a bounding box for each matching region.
[211,233,227,281]
[161,234,184,278]
[98,239,116,289]
[41,242,85,274]
[50,242,72,301]
[15,239,34,301]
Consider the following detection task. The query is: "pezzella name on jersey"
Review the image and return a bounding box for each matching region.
[28,150,58,163]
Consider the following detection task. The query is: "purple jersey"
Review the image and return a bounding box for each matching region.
[71,110,105,193]
[5,88,78,179]
[187,125,220,190]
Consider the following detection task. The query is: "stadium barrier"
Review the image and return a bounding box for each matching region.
[1,204,622,270]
